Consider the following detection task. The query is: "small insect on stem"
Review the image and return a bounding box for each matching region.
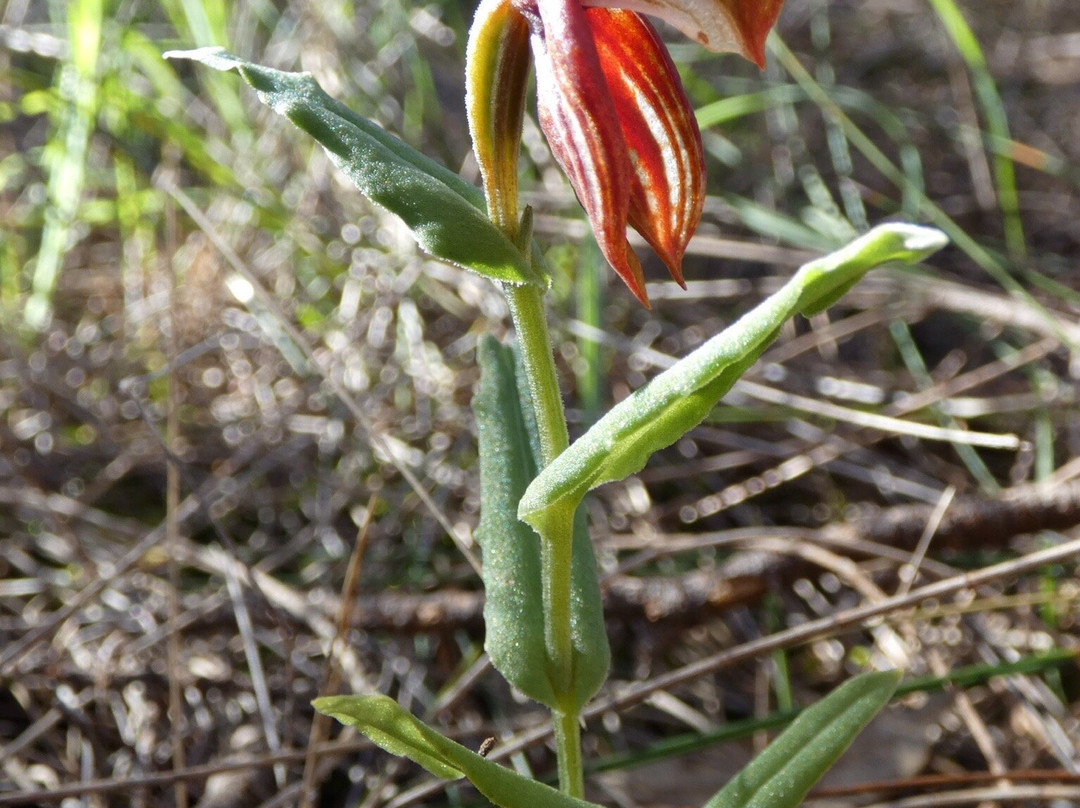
[478,737,496,758]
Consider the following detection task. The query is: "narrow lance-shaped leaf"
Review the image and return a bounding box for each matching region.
[703,670,901,808]
[314,694,606,808]
[474,337,609,711]
[164,47,544,287]
[518,224,949,536]
[474,336,553,706]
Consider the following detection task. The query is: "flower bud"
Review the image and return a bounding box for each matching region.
[466,0,532,239]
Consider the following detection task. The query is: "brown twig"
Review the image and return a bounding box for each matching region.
[811,768,1080,799]
[0,740,375,807]
[299,497,377,808]
[720,478,1080,582]
[161,151,189,808]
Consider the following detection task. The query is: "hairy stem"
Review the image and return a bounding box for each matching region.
[554,706,585,798]
[498,208,581,797]
[504,281,569,466]
[504,282,582,792]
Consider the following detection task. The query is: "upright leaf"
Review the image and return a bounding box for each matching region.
[703,670,901,808]
[474,336,552,705]
[567,502,609,710]
[474,337,609,710]
[510,339,610,710]
[518,224,948,538]
[164,47,544,287]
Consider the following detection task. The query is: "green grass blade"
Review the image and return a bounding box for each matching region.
[767,37,1074,349]
[888,318,999,493]
[924,0,1026,260]
[24,0,105,329]
[589,650,1076,776]
[159,0,248,135]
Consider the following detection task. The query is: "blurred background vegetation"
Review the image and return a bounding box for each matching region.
[2,1,1079,806]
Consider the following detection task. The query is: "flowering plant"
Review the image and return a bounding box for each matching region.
[167,0,946,804]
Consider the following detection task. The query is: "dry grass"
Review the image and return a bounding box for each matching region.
[1,1,1079,806]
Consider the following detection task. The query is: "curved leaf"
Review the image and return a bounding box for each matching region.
[314,694,605,808]
[518,224,948,536]
[164,47,544,287]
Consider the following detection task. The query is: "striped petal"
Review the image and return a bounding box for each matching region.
[584,0,785,65]
[588,8,704,285]
[529,0,649,305]
[503,0,785,305]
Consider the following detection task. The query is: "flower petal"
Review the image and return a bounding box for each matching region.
[588,8,704,285]
[584,0,785,65]
[527,0,650,305]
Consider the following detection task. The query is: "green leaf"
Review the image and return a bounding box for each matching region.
[518,224,948,536]
[703,670,901,808]
[164,47,544,287]
[567,502,609,710]
[314,694,605,808]
[474,336,552,705]
[474,337,609,711]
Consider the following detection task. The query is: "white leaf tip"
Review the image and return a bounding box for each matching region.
[888,223,949,254]
[162,46,237,71]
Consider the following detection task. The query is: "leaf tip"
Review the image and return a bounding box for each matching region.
[892,223,950,259]
[311,695,353,720]
[162,45,237,71]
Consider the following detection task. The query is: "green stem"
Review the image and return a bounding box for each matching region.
[554,707,585,798]
[498,207,581,797]
[505,282,582,794]
[504,281,569,465]
[502,281,584,797]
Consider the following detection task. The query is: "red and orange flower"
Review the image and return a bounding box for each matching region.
[467,0,784,306]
